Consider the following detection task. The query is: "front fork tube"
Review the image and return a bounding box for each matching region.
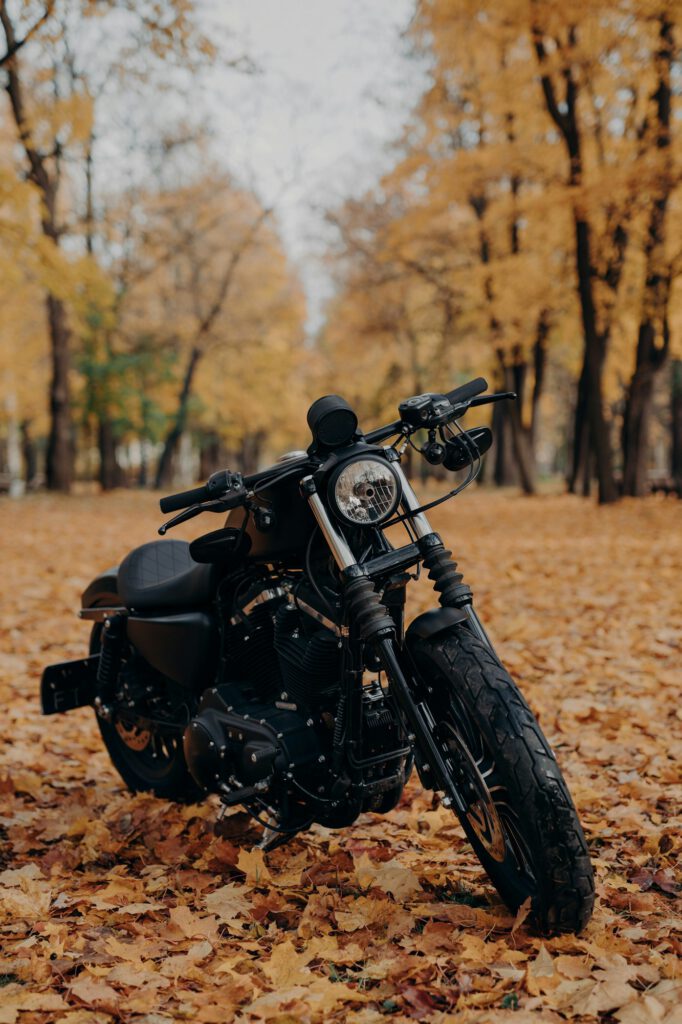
[393,463,495,654]
[376,638,468,814]
[463,605,493,651]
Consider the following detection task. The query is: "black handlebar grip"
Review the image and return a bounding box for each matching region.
[159,483,210,514]
[446,377,488,406]
[159,470,242,514]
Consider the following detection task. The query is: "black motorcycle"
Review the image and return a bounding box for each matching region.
[42,379,594,933]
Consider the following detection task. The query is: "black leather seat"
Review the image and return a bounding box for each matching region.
[118,540,216,611]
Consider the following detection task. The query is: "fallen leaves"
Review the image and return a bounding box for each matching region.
[0,490,680,1022]
[353,852,423,899]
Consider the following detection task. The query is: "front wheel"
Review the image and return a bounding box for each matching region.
[408,626,594,933]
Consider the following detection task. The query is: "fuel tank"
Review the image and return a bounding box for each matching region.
[226,474,316,564]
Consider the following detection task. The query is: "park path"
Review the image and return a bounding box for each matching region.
[0,491,679,1022]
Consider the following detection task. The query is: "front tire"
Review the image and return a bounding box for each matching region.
[409,625,594,933]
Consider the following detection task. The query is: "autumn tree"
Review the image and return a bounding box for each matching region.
[0,112,67,489]
[322,191,464,446]
[324,0,681,500]
[96,172,306,487]
[323,4,570,491]
[0,0,215,491]
[405,2,575,492]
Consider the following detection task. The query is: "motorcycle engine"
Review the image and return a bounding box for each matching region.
[183,685,322,799]
[184,579,408,827]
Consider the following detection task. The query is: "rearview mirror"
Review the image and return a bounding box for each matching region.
[443,426,493,472]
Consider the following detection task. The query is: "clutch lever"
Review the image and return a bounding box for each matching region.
[158,497,235,535]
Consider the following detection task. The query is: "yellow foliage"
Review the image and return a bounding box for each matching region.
[323,0,682,441]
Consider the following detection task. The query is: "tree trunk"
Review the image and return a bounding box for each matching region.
[494,350,536,493]
[1,6,74,492]
[44,294,73,492]
[622,365,652,497]
[533,27,618,504]
[530,310,549,449]
[573,216,617,504]
[98,415,120,490]
[622,14,673,497]
[506,355,536,494]
[568,359,589,493]
[5,394,24,498]
[582,445,593,498]
[20,420,38,487]
[138,440,149,488]
[199,432,223,479]
[492,398,518,486]
[671,359,682,492]
[622,320,669,497]
[238,431,265,476]
[155,346,203,488]
[508,411,535,493]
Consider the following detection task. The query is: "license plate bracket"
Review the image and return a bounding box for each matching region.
[41,655,99,714]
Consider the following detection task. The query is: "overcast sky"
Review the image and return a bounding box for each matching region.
[203,0,424,330]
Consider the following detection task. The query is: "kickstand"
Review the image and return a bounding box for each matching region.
[257,818,297,853]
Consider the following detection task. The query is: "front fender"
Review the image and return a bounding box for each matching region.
[405,606,468,645]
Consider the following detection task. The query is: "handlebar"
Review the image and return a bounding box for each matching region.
[159,470,244,514]
[445,377,488,405]
[365,377,496,444]
[159,378,514,520]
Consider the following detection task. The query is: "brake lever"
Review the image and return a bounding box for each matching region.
[158,498,235,536]
[468,391,517,407]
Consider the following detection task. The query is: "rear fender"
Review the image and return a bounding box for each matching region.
[81,566,120,609]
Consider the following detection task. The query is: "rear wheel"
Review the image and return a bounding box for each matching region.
[90,625,202,801]
[409,625,594,933]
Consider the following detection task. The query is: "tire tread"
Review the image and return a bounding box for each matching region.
[412,626,595,933]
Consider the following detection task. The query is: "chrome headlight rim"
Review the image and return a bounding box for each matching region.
[327,454,402,528]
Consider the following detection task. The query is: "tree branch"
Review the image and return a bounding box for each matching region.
[0,1,54,69]
[0,1,54,214]
[531,27,568,137]
[195,205,272,345]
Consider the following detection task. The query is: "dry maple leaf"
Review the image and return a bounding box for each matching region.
[260,939,316,987]
[237,847,272,885]
[69,974,119,1012]
[353,852,423,900]
[203,882,254,933]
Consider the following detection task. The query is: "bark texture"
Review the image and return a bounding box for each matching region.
[533,18,619,503]
[1,4,73,491]
[622,14,674,497]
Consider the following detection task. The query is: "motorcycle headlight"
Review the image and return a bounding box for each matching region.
[329,456,401,526]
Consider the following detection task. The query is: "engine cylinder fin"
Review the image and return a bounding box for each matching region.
[273,603,342,707]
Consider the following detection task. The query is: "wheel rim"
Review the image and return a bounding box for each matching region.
[115,719,151,751]
[441,720,506,861]
[91,620,191,787]
[110,715,185,781]
[435,686,537,889]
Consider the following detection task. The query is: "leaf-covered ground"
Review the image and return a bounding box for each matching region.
[0,491,680,1024]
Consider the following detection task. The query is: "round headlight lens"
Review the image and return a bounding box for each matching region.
[330,457,401,526]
